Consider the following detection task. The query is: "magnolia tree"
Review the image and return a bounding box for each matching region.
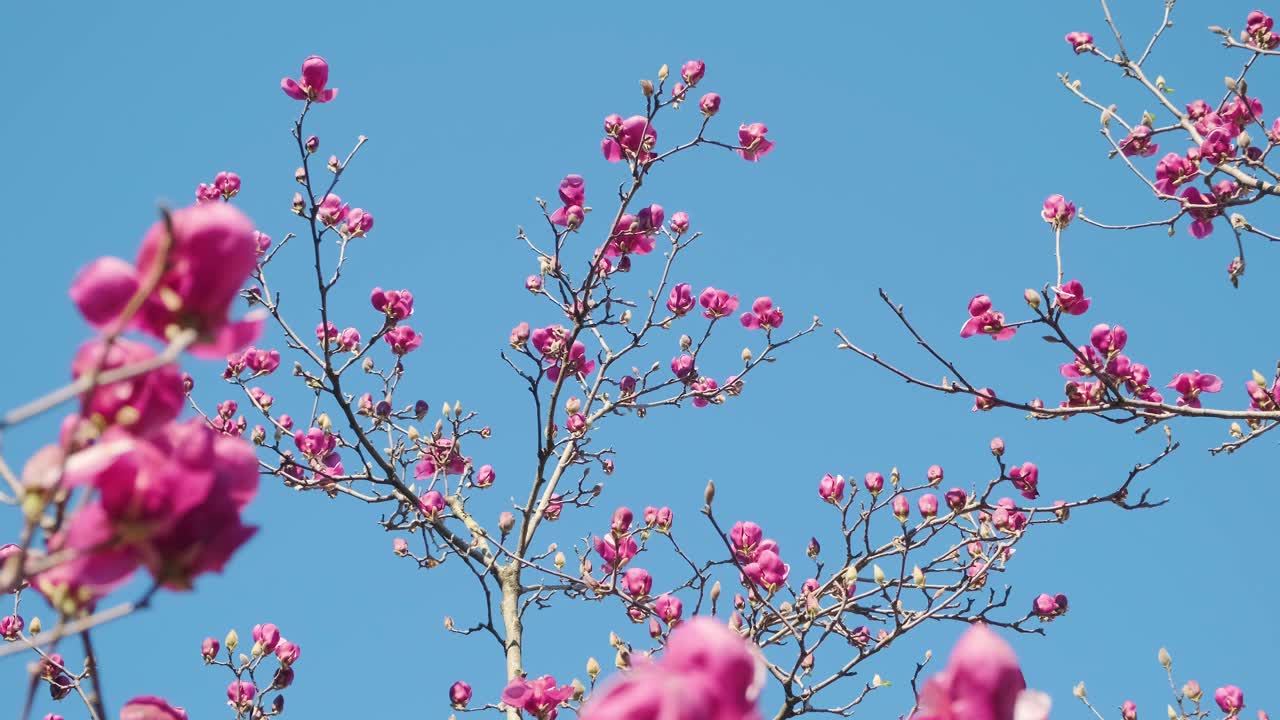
[0,4,1273,720]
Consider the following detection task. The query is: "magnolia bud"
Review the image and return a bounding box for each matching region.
[225,629,240,653]
[498,512,515,534]
[454,401,463,418]
[620,309,631,325]
[28,617,41,636]
[1167,706,1177,720]
[615,647,630,670]
[554,552,566,569]
[442,402,451,417]
[640,79,654,97]
[1073,682,1087,699]
[316,413,332,431]
[328,154,341,172]
[658,64,670,81]
[890,467,900,486]
[704,479,716,506]
[1239,130,1253,149]
[680,334,692,351]
[444,616,455,630]
[407,426,420,442]
[710,581,722,605]
[1024,289,1041,310]
[571,679,586,701]
[587,656,601,681]
[873,564,887,585]
[741,347,753,364]
[912,565,926,587]
[239,653,250,666]
[565,397,582,415]
[292,192,305,214]
[1158,647,1171,669]
[294,167,307,184]
[362,357,375,373]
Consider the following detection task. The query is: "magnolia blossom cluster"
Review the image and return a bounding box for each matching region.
[9,200,266,622]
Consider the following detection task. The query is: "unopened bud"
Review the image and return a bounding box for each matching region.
[316,413,332,431]
[1158,647,1172,669]
[890,467,900,486]
[554,552,566,569]
[1024,289,1041,310]
[444,616,455,630]
[1073,682,1087,699]
[620,309,631,325]
[741,347,752,364]
[615,647,630,670]
[407,426,420,442]
[658,64,669,81]
[587,656,601,681]
[1167,706,1177,720]
[328,154,341,172]
[912,565,926,587]
[292,192,305,214]
[442,402,451,417]
[680,334,692,352]
[28,617,41,636]
[640,79,654,97]
[362,357,375,373]
[225,629,240,652]
[571,679,586,701]
[873,564,887,585]
[710,580,722,605]
[704,479,716,506]
[1239,130,1253,149]
[565,397,582,415]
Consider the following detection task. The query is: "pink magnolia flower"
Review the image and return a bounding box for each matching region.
[578,618,763,720]
[927,464,944,484]
[245,347,281,375]
[383,325,423,355]
[666,283,695,316]
[344,208,374,238]
[1246,375,1280,411]
[1154,152,1200,195]
[740,296,784,331]
[69,202,262,358]
[893,494,910,522]
[1216,686,1245,715]
[316,193,350,227]
[603,115,658,164]
[1008,462,1040,500]
[370,287,415,322]
[532,325,596,381]
[201,637,220,661]
[337,327,361,351]
[605,207,662,257]
[915,624,1046,720]
[1054,280,1091,315]
[945,488,968,511]
[689,376,720,407]
[1198,127,1235,166]
[502,675,575,720]
[681,59,706,86]
[1119,125,1158,157]
[699,287,740,319]
[1065,31,1094,53]
[654,506,673,532]
[864,472,885,495]
[275,638,301,666]
[475,464,496,488]
[1167,371,1222,408]
[729,521,764,561]
[1247,11,1280,49]
[919,493,939,519]
[281,55,337,103]
[1221,96,1264,130]
[252,623,280,653]
[738,123,774,161]
[1031,593,1069,619]
[1041,194,1075,229]
[699,93,721,117]
[960,295,1016,341]
[653,593,683,625]
[621,567,653,597]
[671,353,697,380]
[72,338,184,435]
[818,473,845,504]
[1089,323,1128,356]
[226,680,257,712]
[670,211,690,235]
[197,171,241,203]
[594,534,639,572]
[53,420,259,593]
[120,697,189,720]
[973,388,998,412]
[0,614,22,640]
[450,681,473,709]
[1181,182,1238,238]
[550,175,586,229]
[418,489,446,520]
[742,548,789,591]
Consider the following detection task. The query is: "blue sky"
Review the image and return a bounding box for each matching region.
[3,1,1277,718]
